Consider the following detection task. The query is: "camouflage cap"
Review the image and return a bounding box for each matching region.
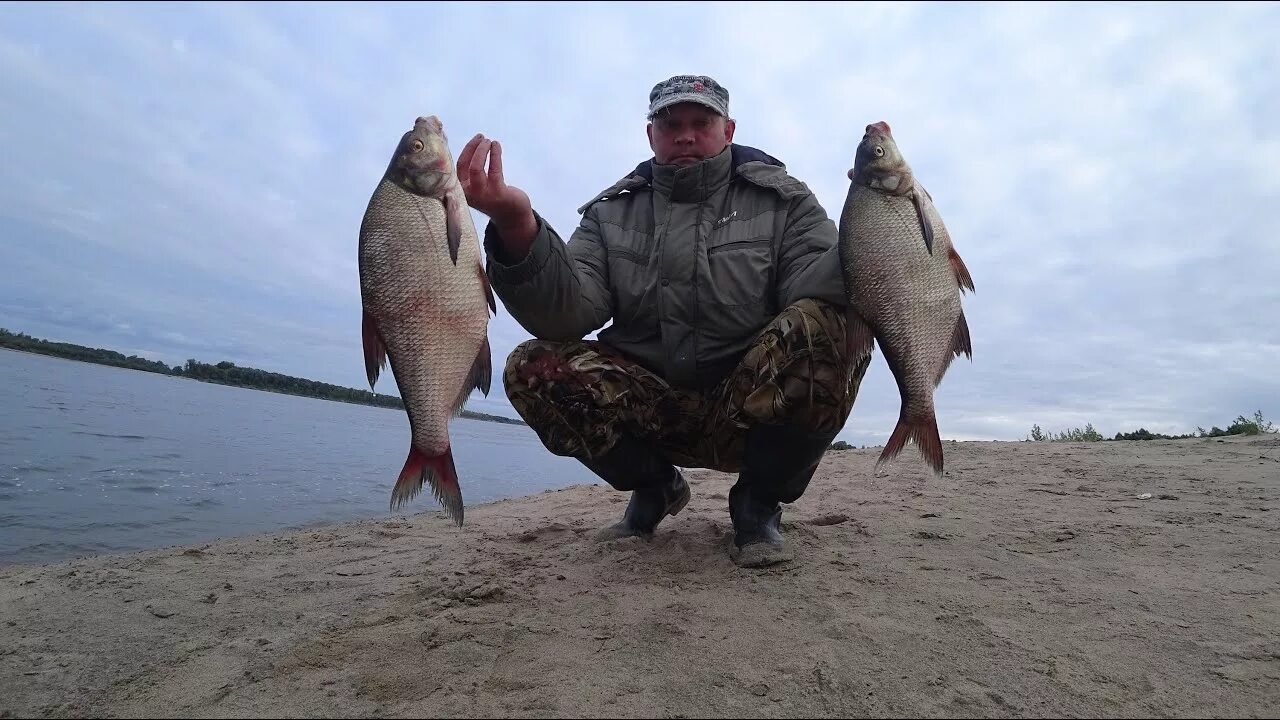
[647,75,730,119]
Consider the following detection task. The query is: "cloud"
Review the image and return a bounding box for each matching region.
[1,2,1277,445]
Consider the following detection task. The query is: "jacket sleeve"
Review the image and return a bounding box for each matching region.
[483,208,613,341]
[775,190,848,310]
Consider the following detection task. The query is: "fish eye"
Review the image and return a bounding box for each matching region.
[412,139,424,152]
[874,146,885,157]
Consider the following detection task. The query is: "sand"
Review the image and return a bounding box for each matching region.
[2,434,1278,718]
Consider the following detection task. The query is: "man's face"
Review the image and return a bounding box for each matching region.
[647,103,736,167]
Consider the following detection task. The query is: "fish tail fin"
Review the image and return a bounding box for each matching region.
[391,445,463,526]
[935,310,973,387]
[876,411,943,477]
[948,246,975,293]
[362,309,387,390]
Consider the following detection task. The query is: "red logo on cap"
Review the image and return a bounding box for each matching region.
[692,82,705,93]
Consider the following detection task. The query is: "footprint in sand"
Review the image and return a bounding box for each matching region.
[514,523,578,544]
[809,514,850,527]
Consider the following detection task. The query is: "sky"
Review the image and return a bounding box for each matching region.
[1,1,1278,446]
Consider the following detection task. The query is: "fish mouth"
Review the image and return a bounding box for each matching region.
[415,115,444,132]
[864,121,892,138]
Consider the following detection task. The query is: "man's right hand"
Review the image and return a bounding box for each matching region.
[457,134,538,262]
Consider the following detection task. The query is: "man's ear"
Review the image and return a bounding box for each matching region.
[724,118,736,144]
[646,122,656,152]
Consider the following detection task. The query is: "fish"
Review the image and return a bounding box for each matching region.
[837,121,975,475]
[358,115,496,525]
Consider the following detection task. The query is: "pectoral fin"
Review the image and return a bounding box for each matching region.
[911,190,935,255]
[361,309,387,390]
[443,191,463,265]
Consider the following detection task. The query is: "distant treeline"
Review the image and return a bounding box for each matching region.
[1028,410,1275,443]
[0,327,525,426]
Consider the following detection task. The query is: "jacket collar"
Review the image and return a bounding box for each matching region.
[650,145,733,203]
[576,144,788,214]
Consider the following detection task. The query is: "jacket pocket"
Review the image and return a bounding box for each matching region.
[705,238,772,307]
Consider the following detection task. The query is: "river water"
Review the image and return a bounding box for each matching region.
[0,349,600,566]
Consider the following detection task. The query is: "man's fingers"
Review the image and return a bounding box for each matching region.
[456,134,483,185]
[489,141,504,187]
[468,138,492,190]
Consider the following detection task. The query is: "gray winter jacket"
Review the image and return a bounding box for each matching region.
[484,143,847,389]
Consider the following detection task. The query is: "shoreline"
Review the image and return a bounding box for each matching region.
[0,345,527,426]
[2,435,1276,717]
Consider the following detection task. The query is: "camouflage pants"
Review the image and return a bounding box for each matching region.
[503,299,872,473]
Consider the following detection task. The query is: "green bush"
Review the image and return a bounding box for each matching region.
[1030,411,1274,443]
[1027,423,1104,442]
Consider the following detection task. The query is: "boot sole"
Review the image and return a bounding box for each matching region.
[731,540,794,568]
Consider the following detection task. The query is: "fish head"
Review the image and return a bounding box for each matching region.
[385,115,456,196]
[850,120,910,184]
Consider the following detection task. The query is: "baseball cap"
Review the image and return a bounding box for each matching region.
[647,74,730,119]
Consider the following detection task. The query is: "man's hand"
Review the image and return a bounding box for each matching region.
[457,134,537,262]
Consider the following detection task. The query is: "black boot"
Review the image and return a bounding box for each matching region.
[577,435,691,541]
[595,470,690,541]
[729,424,837,567]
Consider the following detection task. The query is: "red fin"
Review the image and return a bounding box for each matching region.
[362,309,387,390]
[844,307,876,362]
[949,246,975,293]
[443,191,462,265]
[478,262,496,315]
[391,445,464,526]
[877,412,943,476]
[453,338,492,414]
[936,311,973,387]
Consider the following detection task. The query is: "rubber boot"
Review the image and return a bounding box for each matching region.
[578,435,691,541]
[729,424,836,567]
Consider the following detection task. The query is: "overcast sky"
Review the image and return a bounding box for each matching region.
[2,2,1277,446]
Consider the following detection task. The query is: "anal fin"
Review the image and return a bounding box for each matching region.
[935,310,973,387]
[452,338,493,416]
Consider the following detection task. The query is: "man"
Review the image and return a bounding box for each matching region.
[456,74,870,568]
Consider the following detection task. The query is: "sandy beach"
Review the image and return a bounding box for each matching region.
[2,435,1277,718]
